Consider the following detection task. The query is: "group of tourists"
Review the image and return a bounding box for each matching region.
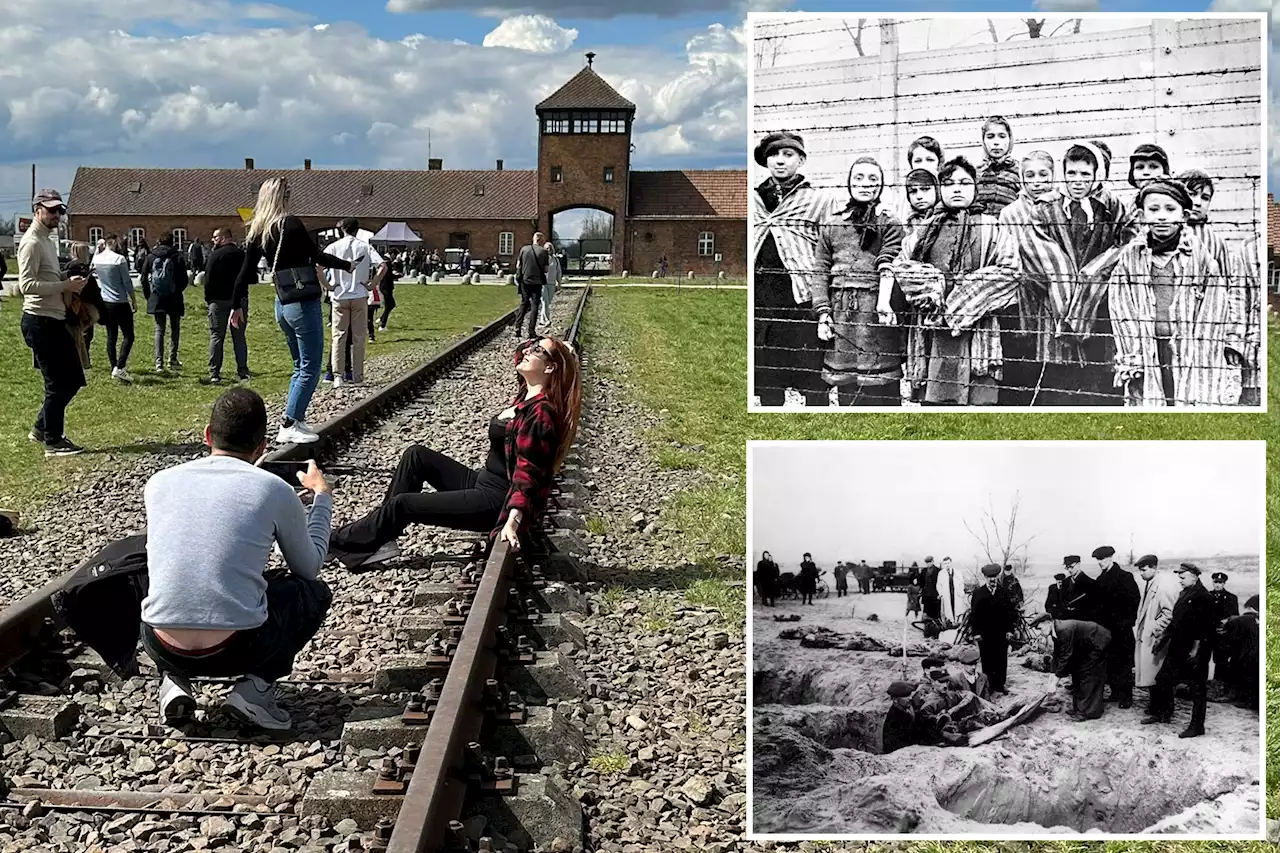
[752,118,1261,407]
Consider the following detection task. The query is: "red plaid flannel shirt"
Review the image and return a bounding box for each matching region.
[493,341,561,537]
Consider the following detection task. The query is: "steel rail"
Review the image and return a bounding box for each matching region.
[0,306,519,674]
[386,286,590,852]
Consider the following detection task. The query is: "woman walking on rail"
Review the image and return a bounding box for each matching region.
[231,178,360,444]
[328,337,581,569]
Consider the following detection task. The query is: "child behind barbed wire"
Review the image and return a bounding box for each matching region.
[811,155,906,407]
[903,167,939,235]
[975,116,1020,217]
[1108,179,1240,406]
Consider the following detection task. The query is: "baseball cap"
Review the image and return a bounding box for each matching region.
[33,189,65,210]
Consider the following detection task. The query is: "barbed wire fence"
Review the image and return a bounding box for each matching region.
[749,16,1265,408]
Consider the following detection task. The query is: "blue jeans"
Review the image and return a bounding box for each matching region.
[275,297,324,423]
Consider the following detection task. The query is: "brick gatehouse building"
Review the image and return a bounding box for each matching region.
[67,54,746,278]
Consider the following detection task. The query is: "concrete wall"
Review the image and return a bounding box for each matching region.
[754,18,1265,246]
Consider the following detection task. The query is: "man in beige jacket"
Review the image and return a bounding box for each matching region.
[1133,554,1180,689]
[19,189,88,456]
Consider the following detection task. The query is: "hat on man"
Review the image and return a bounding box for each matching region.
[1029,613,1054,629]
[1063,555,1080,567]
[981,563,1001,578]
[1053,572,1066,582]
[921,656,946,670]
[1135,554,1158,569]
[33,188,65,210]
[887,681,915,698]
[754,131,806,167]
[957,647,980,664]
[1245,594,1259,611]
[924,555,935,563]
[1128,143,1170,187]
[1211,571,1228,583]
[1176,562,1201,576]
[1091,545,1115,560]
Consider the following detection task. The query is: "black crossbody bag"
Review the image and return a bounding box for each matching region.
[270,224,322,304]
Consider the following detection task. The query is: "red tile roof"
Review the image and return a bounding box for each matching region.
[536,66,635,112]
[67,166,749,221]
[628,170,748,218]
[68,167,538,220]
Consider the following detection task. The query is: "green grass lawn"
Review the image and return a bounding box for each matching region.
[0,284,515,512]
[587,287,1279,807]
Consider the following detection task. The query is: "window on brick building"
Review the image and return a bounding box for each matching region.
[88,227,104,245]
[129,227,146,249]
[1270,262,1280,294]
[499,232,514,255]
[603,167,614,183]
[474,184,485,196]
[698,231,714,257]
[551,166,563,183]
[172,228,188,251]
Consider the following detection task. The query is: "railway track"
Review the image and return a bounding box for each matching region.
[0,287,594,853]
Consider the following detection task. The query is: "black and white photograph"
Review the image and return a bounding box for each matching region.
[747,13,1267,410]
[747,441,1264,839]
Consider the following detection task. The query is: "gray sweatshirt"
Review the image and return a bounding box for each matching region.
[140,455,333,630]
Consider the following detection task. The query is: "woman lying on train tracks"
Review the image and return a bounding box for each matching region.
[327,336,581,569]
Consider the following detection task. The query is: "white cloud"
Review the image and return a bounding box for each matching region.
[387,0,791,19]
[482,15,579,53]
[1207,0,1277,33]
[0,14,749,206]
[1033,0,1100,11]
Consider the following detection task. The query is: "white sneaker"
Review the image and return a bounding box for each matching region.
[332,376,345,389]
[223,675,291,730]
[159,673,196,726]
[276,424,320,445]
[112,367,133,383]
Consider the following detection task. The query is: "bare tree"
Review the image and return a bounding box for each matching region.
[842,18,867,57]
[987,19,999,43]
[963,491,1039,578]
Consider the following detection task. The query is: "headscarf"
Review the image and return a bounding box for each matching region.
[912,156,985,270]
[839,155,885,251]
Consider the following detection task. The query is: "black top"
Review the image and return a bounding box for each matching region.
[517,244,549,288]
[204,243,246,303]
[232,215,352,304]
[485,416,511,478]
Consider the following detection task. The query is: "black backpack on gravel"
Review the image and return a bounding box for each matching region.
[51,533,149,678]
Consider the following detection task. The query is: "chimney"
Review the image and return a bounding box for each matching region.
[245,157,254,170]
[586,51,595,68]
[428,158,442,171]
[304,159,312,170]
[496,159,503,171]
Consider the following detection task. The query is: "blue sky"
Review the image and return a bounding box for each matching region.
[0,0,1270,215]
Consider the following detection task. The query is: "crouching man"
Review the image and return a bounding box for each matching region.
[139,387,334,730]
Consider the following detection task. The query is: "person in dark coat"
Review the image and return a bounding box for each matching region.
[1221,594,1258,710]
[1144,563,1216,737]
[920,556,941,619]
[755,551,780,606]
[999,563,1024,611]
[797,553,819,605]
[1208,571,1239,687]
[881,680,917,753]
[1058,555,1099,623]
[141,233,189,372]
[833,562,850,597]
[1044,572,1066,619]
[1091,545,1140,708]
[858,560,872,593]
[969,563,1016,693]
[1033,613,1112,720]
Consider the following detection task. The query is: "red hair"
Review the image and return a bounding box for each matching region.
[514,337,581,472]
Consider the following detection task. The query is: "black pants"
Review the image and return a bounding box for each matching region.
[101,302,135,370]
[836,580,847,597]
[21,314,86,444]
[153,311,181,364]
[978,636,1008,692]
[208,299,249,378]
[516,286,542,339]
[139,572,332,683]
[378,282,396,328]
[1071,642,1108,719]
[1104,624,1135,704]
[923,596,941,620]
[329,445,505,556]
[1150,649,1209,729]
